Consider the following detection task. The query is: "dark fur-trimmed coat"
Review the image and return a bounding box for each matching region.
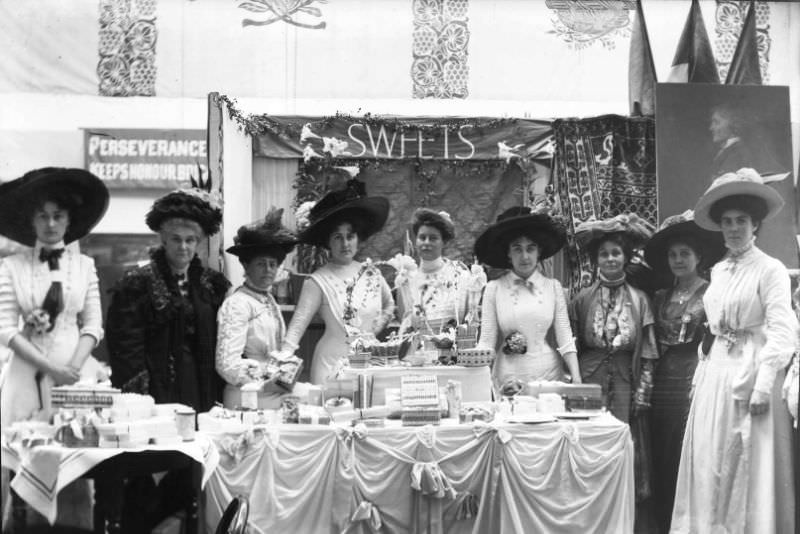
[107,247,230,411]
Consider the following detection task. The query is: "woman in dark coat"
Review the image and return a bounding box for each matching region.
[107,187,230,412]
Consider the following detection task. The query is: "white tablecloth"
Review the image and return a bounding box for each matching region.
[1,435,219,524]
[339,365,493,405]
[203,414,634,534]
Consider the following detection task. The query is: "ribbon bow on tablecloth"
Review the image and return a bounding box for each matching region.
[471,421,513,444]
[411,462,457,500]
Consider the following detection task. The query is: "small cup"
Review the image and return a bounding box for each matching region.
[176,409,196,441]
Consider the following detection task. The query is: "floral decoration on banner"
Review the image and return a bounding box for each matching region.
[236,0,328,30]
[412,0,470,99]
[714,1,771,82]
[545,0,635,51]
[98,0,157,96]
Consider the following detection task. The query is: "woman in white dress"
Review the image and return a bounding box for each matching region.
[0,168,107,427]
[671,168,797,533]
[396,208,470,333]
[281,179,395,384]
[216,208,298,408]
[0,168,107,530]
[473,207,581,392]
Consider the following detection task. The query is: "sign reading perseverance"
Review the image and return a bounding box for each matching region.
[84,128,207,189]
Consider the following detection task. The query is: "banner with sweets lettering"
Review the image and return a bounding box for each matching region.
[247,115,552,162]
[84,128,207,189]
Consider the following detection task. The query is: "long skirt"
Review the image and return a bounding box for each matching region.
[671,346,795,533]
[650,343,697,534]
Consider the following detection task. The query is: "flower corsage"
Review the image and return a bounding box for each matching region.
[24,308,52,336]
[502,332,527,356]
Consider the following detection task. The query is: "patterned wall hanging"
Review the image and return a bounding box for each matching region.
[411,0,470,99]
[236,0,328,29]
[97,0,157,96]
[552,115,656,295]
[714,1,771,82]
[545,0,636,50]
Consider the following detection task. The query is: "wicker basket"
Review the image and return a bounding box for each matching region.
[456,349,494,367]
[55,424,99,448]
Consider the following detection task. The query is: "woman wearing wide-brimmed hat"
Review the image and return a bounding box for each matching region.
[0,168,108,427]
[571,213,658,422]
[216,208,298,408]
[396,208,472,334]
[642,209,725,533]
[280,179,394,384]
[107,186,231,412]
[474,206,581,392]
[671,168,797,533]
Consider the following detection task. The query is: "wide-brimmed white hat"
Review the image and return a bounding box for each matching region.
[694,167,786,231]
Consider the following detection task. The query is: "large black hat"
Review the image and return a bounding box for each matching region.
[226,208,298,258]
[474,206,567,269]
[146,188,223,236]
[644,210,726,275]
[298,179,389,247]
[0,167,109,246]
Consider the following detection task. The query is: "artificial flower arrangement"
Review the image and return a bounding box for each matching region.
[502,331,528,356]
[382,253,418,289]
[24,308,52,336]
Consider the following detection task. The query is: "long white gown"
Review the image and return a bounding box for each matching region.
[0,241,103,529]
[0,241,103,427]
[478,269,576,389]
[671,245,797,534]
[283,262,394,384]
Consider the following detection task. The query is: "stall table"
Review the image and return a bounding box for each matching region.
[203,414,633,534]
[1,436,219,534]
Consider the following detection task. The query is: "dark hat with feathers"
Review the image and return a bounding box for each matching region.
[226,208,298,258]
[146,176,223,235]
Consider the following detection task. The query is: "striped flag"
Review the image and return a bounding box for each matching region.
[628,0,657,116]
[667,0,719,83]
[725,1,762,85]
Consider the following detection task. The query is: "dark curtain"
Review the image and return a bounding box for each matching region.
[552,115,657,295]
[298,159,527,270]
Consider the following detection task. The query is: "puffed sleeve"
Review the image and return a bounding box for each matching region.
[0,259,20,347]
[282,277,323,352]
[107,275,150,393]
[77,256,103,344]
[477,280,499,350]
[753,259,798,394]
[552,278,577,355]
[215,295,262,386]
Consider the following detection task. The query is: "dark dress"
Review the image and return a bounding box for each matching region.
[107,247,230,412]
[650,282,707,534]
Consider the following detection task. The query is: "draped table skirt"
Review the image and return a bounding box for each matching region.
[203,414,634,534]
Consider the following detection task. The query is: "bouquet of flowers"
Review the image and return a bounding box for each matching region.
[502,331,527,356]
[24,308,52,336]
[382,253,418,289]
